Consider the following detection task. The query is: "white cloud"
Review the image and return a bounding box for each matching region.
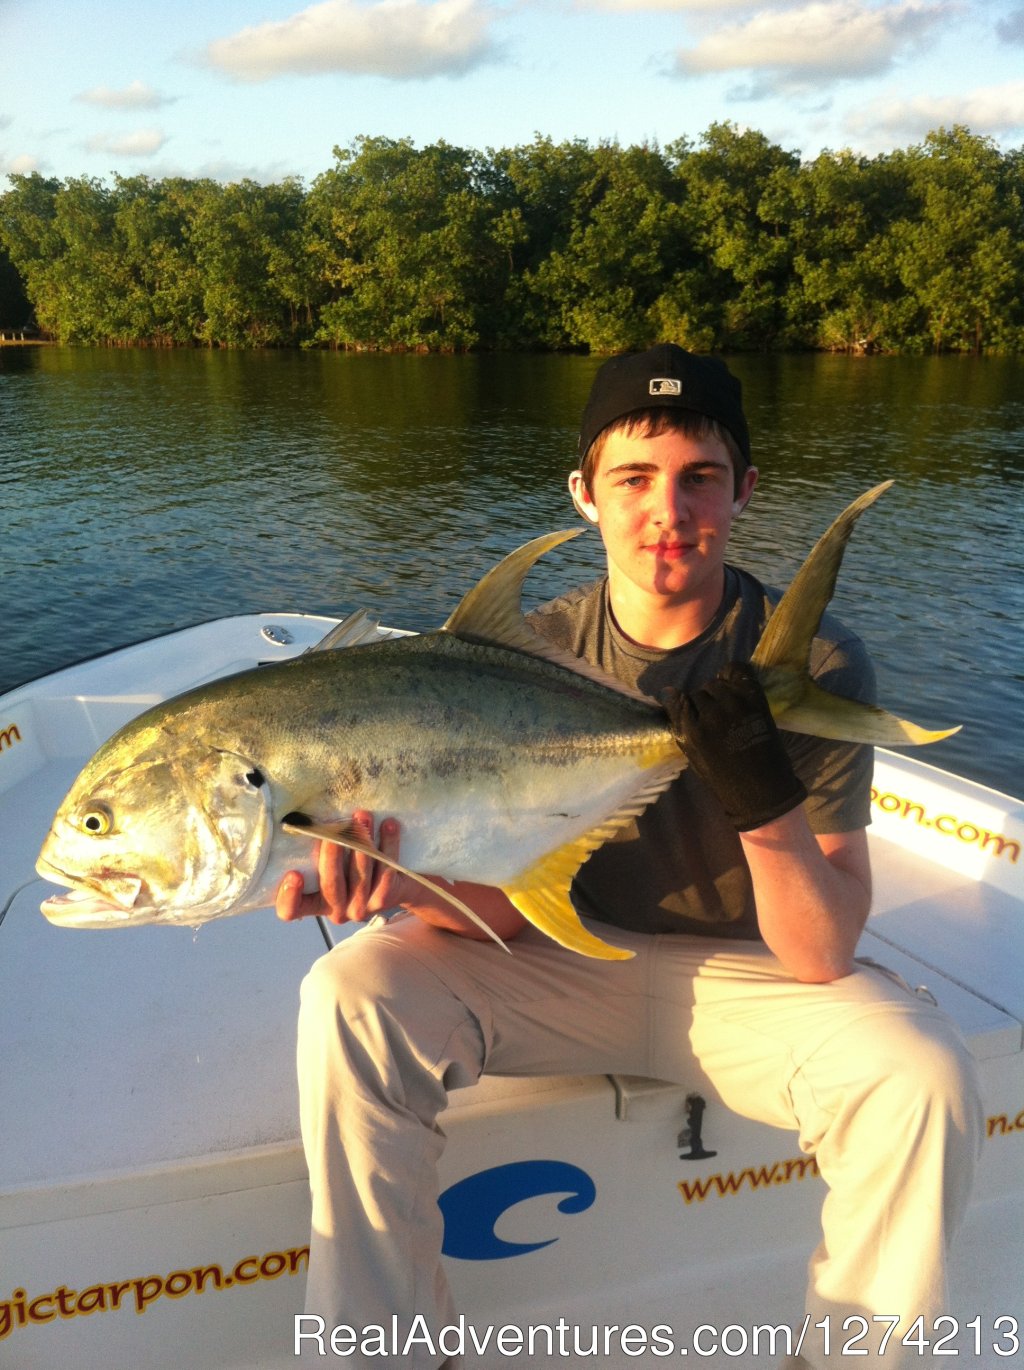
[83,128,168,157]
[202,0,500,82]
[576,0,752,10]
[75,80,175,110]
[845,79,1024,143]
[1,152,40,175]
[675,0,948,86]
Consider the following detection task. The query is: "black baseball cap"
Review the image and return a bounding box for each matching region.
[578,343,751,466]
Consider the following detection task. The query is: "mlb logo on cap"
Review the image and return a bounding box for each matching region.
[649,378,682,396]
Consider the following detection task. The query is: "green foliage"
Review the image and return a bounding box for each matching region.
[779,149,919,351]
[0,244,32,328]
[672,123,802,350]
[528,142,697,352]
[1,173,65,337]
[889,128,1024,353]
[1,125,1022,353]
[307,137,499,351]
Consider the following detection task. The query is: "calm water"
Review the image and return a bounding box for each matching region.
[1,346,1021,794]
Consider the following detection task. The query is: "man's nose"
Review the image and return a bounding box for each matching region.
[653,481,689,526]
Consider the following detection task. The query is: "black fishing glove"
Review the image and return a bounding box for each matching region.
[661,663,807,832]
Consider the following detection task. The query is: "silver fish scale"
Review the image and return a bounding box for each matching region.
[177,631,669,776]
[156,630,678,886]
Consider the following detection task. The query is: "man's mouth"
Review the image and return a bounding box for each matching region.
[649,542,695,558]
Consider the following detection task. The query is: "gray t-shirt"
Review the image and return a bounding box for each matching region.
[526,567,875,940]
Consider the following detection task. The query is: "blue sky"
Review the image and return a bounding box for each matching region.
[2,0,1022,185]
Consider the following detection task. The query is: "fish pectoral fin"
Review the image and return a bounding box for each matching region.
[280,816,511,954]
[769,678,961,746]
[503,837,635,962]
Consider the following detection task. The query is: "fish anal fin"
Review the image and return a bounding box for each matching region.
[499,759,684,965]
[280,816,511,954]
[501,749,688,961]
[504,837,634,962]
[769,678,961,746]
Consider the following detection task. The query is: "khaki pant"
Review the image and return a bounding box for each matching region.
[296,915,982,1368]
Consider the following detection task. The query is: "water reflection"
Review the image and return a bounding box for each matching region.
[2,346,1020,792]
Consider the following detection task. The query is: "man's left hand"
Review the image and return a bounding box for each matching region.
[661,663,808,832]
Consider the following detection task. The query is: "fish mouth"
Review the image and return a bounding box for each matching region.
[36,859,145,927]
[40,886,141,927]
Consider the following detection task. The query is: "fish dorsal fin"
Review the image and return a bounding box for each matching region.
[308,609,383,653]
[280,816,511,954]
[502,749,684,961]
[443,528,582,648]
[442,528,652,706]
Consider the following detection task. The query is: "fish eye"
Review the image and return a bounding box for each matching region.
[78,804,114,836]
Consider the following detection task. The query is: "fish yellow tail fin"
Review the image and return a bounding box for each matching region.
[751,482,961,746]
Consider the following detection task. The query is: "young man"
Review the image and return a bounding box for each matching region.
[277,345,981,1368]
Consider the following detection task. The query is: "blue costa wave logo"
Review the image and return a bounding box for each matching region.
[439,1160,596,1261]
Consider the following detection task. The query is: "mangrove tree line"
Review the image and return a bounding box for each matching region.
[1,123,1022,354]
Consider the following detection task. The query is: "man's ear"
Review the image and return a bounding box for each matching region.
[568,470,600,525]
[732,464,759,515]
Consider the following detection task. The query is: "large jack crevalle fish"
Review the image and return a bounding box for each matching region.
[37,483,956,960]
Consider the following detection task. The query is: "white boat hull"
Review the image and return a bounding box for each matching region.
[3,615,1021,1367]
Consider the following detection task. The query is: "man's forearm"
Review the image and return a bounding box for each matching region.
[741,812,871,983]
